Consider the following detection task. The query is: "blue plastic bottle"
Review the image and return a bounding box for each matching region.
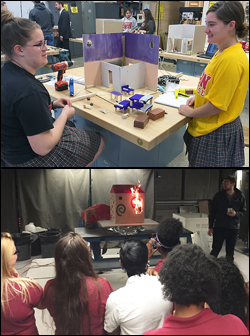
[69,78,74,96]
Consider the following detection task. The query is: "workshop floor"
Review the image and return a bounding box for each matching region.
[14,239,249,335]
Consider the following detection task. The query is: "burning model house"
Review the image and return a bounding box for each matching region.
[110,184,145,224]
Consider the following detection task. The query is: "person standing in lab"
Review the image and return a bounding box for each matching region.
[208,175,246,262]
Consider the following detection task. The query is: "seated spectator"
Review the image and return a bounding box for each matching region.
[147,218,183,275]
[104,239,173,335]
[208,257,248,327]
[122,8,137,33]
[1,232,43,335]
[138,9,155,35]
[144,244,249,335]
[42,232,113,335]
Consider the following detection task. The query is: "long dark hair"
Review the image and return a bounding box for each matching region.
[143,9,155,32]
[207,1,249,38]
[51,232,100,335]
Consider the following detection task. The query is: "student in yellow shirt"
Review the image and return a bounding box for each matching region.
[178,1,249,167]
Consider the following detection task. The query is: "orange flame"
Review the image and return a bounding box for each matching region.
[130,182,143,215]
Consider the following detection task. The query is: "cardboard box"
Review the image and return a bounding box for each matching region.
[142,1,181,34]
[173,213,209,232]
[96,19,123,34]
[198,200,211,215]
[110,185,145,224]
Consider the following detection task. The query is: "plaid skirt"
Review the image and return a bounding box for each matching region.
[184,117,245,167]
[5,126,101,167]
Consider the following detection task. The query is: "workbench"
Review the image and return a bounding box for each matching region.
[42,67,199,167]
[160,51,210,77]
[74,225,193,269]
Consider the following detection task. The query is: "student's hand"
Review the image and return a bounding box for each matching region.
[208,228,213,236]
[178,104,193,117]
[54,97,72,108]
[60,36,63,41]
[146,238,158,260]
[147,268,158,276]
[186,96,195,108]
[227,209,236,217]
[62,105,75,120]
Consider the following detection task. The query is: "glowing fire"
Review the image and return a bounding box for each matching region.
[130,182,143,215]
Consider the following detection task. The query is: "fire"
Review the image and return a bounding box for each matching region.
[130,182,143,215]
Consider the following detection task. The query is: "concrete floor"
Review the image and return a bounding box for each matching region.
[14,238,249,335]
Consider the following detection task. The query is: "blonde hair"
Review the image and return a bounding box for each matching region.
[1,8,40,61]
[1,232,41,316]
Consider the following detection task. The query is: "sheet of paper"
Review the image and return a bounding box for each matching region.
[154,84,195,108]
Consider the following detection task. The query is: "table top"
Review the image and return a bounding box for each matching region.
[98,218,159,227]
[74,225,193,239]
[160,51,211,64]
[42,67,199,151]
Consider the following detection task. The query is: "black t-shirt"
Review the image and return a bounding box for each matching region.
[1,62,54,164]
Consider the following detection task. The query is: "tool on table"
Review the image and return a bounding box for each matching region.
[69,78,74,96]
[158,75,180,85]
[169,88,197,99]
[36,75,52,83]
[157,85,165,93]
[83,104,92,110]
[51,61,74,91]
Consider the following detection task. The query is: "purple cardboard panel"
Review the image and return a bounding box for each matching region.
[83,33,125,62]
[125,34,159,65]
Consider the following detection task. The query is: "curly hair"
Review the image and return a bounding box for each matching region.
[120,239,148,277]
[159,244,221,306]
[208,257,248,325]
[157,218,183,253]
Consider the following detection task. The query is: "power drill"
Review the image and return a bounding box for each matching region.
[51,61,74,91]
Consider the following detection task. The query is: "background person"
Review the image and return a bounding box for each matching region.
[178,1,249,167]
[1,9,105,167]
[104,239,173,335]
[208,175,246,262]
[144,243,249,335]
[55,1,71,60]
[122,8,137,33]
[147,218,183,275]
[29,1,55,50]
[138,9,155,34]
[42,232,114,335]
[80,203,110,260]
[1,232,44,335]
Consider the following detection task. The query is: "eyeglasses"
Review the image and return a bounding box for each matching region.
[222,180,232,185]
[14,249,19,255]
[26,40,47,50]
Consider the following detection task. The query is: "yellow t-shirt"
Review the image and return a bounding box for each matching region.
[188,43,249,137]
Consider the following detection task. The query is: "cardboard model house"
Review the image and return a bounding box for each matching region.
[82,33,160,92]
[110,184,145,224]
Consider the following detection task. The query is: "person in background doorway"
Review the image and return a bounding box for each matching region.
[146,218,183,275]
[122,8,138,33]
[55,1,71,60]
[1,232,44,335]
[178,1,249,167]
[104,239,173,335]
[29,1,55,51]
[80,203,110,260]
[41,232,114,335]
[208,175,246,262]
[138,9,155,34]
[144,243,249,335]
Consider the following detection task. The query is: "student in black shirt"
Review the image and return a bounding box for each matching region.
[138,9,155,35]
[1,8,105,167]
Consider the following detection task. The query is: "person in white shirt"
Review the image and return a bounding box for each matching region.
[104,239,173,335]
